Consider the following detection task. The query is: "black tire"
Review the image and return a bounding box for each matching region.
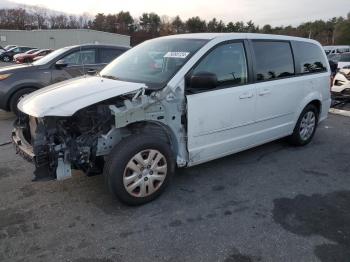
[288,104,319,146]
[9,88,36,115]
[104,134,175,205]
[2,55,10,62]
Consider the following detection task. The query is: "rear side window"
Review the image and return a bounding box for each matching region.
[293,42,327,74]
[340,53,350,62]
[63,49,96,65]
[99,48,124,63]
[252,41,294,81]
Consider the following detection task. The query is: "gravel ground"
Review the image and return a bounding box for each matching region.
[0,111,350,262]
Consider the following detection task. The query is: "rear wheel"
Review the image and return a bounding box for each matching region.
[104,134,175,205]
[9,88,36,115]
[288,104,319,146]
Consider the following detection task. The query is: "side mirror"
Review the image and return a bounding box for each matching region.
[55,59,68,68]
[86,69,97,75]
[189,71,218,90]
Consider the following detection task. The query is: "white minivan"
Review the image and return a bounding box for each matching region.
[13,33,331,205]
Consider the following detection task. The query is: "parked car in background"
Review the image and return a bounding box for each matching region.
[12,33,331,205]
[332,68,350,98]
[0,44,130,113]
[13,49,39,61]
[324,45,350,56]
[15,49,53,63]
[0,46,36,62]
[337,52,350,69]
[32,55,44,61]
[328,53,341,63]
[4,45,17,50]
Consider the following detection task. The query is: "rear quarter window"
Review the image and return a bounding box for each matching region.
[292,41,328,74]
[99,48,124,63]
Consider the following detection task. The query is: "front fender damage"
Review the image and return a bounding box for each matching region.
[15,86,188,181]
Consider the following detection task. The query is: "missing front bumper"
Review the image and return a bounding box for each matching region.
[11,127,72,181]
[12,128,35,163]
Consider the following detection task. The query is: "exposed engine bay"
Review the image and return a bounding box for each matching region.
[12,87,188,181]
[15,97,122,180]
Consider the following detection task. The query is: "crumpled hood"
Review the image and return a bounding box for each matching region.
[18,76,146,117]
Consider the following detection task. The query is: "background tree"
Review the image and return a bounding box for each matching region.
[68,15,80,29]
[185,16,207,33]
[31,6,47,29]
[105,14,117,32]
[92,13,106,31]
[139,12,161,34]
[334,19,350,44]
[116,11,134,34]
[160,15,173,36]
[0,6,349,46]
[172,15,184,33]
[262,24,273,34]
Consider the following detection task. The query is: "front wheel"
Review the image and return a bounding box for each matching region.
[2,56,10,62]
[288,104,319,146]
[104,134,175,205]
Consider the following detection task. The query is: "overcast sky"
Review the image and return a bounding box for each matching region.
[3,0,350,26]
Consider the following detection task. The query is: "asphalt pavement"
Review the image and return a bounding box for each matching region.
[1,110,350,262]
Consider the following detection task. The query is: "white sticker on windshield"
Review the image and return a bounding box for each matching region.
[164,52,190,59]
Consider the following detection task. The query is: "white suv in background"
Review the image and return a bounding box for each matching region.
[13,33,331,205]
[332,68,350,98]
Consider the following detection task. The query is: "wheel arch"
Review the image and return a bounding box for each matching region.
[125,120,179,157]
[6,84,42,110]
[308,99,321,117]
[295,92,322,124]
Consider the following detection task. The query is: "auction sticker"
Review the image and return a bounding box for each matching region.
[164,52,190,58]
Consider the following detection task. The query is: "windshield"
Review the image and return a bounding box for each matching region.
[33,47,70,66]
[100,38,208,89]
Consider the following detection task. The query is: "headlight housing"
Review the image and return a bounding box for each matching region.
[0,73,11,80]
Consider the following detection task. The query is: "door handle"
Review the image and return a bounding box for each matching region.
[239,92,254,99]
[259,89,271,96]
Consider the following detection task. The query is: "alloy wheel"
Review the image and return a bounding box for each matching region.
[299,111,316,141]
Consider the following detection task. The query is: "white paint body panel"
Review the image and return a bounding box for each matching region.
[187,84,256,164]
[186,72,331,166]
[332,70,350,93]
[18,76,145,117]
[338,61,350,69]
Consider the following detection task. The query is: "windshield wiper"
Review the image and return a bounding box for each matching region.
[101,74,119,80]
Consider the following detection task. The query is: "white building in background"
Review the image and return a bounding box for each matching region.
[0,29,130,49]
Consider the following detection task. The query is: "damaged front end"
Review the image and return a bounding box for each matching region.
[12,84,188,181]
[12,101,118,181]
